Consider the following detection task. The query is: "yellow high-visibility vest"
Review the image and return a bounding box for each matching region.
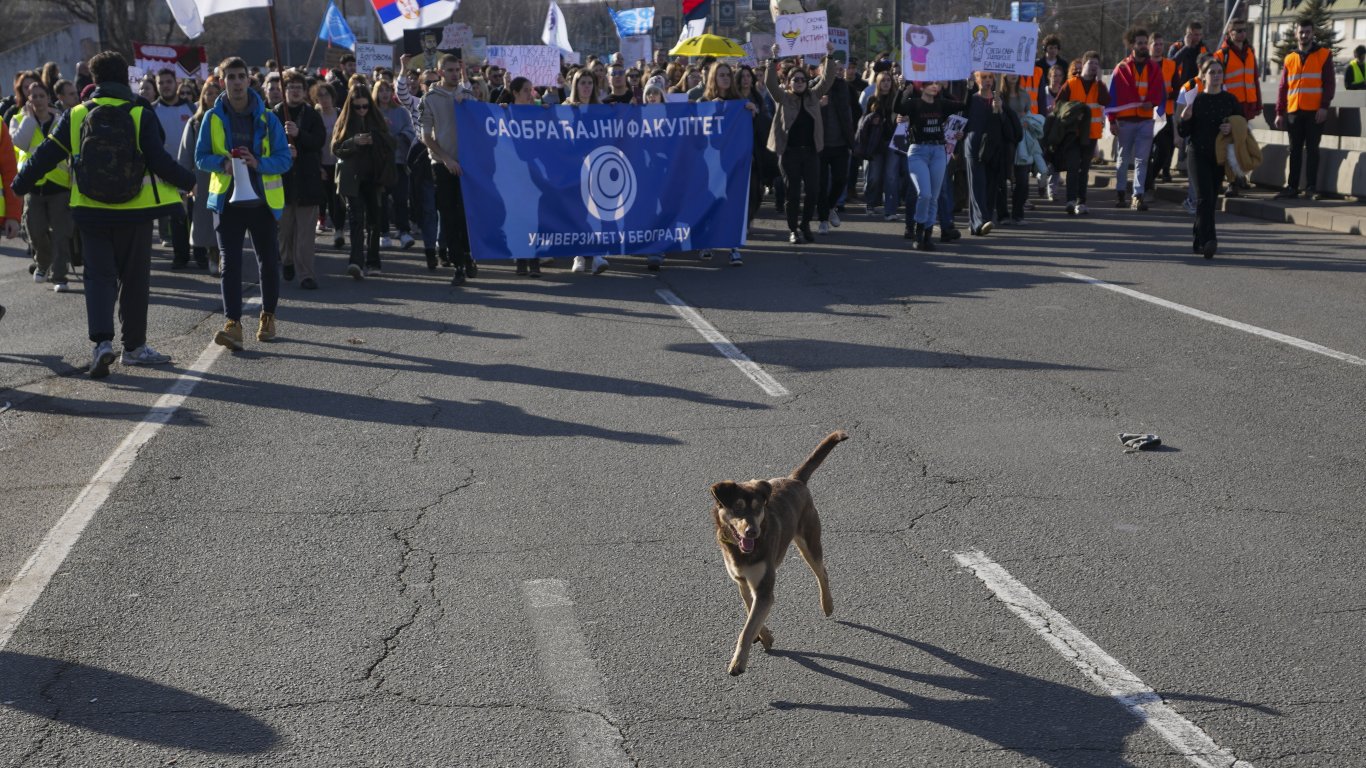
[205,111,284,216]
[67,98,181,211]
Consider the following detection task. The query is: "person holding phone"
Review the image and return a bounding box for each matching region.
[332,84,395,279]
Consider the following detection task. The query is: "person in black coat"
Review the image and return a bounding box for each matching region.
[816,62,856,233]
[962,71,1022,236]
[1177,57,1239,259]
[273,71,326,288]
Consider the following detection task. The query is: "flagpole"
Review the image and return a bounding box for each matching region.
[267,0,286,74]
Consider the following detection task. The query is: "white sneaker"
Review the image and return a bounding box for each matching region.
[867,206,882,217]
[729,249,743,266]
[818,221,830,234]
[379,237,394,248]
[883,213,901,222]
[1182,199,1196,215]
[399,232,415,249]
[52,282,69,293]
[33,270,46,283]
[571,256,588,273]
[121,344,172,366]
[591,255,609,275]
[89,341,116,379]
[1076,203,1090,215]
[829,210,842,227]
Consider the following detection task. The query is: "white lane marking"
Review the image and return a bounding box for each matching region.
[0,306,253,651]
[655,289,791,397]
[1062,271,1366,366]
[952,550,1254,768]
[521,579,632,768]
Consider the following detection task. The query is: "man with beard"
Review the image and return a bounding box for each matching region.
[1107,28,1165,210]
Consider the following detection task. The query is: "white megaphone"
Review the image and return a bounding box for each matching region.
[228,156,260,204]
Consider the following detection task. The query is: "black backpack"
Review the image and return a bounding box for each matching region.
[73,101,148,204]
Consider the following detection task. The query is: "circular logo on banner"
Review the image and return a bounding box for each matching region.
[581,147,637,222]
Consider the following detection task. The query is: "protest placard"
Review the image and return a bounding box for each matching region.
[355,43,395,74]
[738,42,758,68]
[620,35,652,66]
[487,45,563,87]
[468,37,488,64]
[901,21,971,82]
[773,10,827,58]
[967,17,1039,76]
[828,27,848,63]
[133,42,208,80]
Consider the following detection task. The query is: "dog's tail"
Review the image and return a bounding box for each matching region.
[790,430,849,484]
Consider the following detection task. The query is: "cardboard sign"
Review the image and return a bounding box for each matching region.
[773,10,827,58]
[133,42,208,81]
[355,43,395,74]
[901,22,972,82]
[967,17,1039,76]
[487,45,563,88]
[468,37,488,64]
[828,27,848,63]
[620,35,652,66]
[440,22,473,52]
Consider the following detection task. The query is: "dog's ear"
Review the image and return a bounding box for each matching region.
[753,480,772,506]
[711,481,742,508]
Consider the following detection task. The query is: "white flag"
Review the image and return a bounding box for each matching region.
[678,18,705,45]
[164,0,272,40]
[542,1,574,54]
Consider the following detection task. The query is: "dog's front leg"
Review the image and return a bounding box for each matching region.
[734,578,774,650]
[728,571,775,676]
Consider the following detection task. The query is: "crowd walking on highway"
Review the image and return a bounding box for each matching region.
[0,16,1349,380]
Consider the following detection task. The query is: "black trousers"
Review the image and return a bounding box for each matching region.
[1009,164,1030,221]
[346,185,382,268]
[1286,111,1323,192]
[1188,148,1221,248]
[432,163,470,262]
[779,146,819,231]
[818,145,850,220]
[215,204,281,319]
[78,219,153,349]
[1150,122,1174,179]
[1062,139,1095,203]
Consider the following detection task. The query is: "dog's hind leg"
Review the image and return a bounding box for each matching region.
[735,579,774,650]
[794,526,834,617]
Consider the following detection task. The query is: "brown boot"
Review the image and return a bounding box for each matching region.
[257,311,276,342]
[214,320,244,350]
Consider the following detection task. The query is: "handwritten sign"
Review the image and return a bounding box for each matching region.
[774,10,827,58]
[441,22,473,52]
[487,45,563,88]
[901,21,971,82]
[620,34,652,66]
[467,36,488,64]
[738,42,758,68]
[967,17,1038,76]
[355,43,395,75]
[828,27,848,63]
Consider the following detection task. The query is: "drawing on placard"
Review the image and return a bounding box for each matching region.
[904,25,933,76]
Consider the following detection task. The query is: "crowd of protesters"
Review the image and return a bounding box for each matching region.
[0,16,1346,376]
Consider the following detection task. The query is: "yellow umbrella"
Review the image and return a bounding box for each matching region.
[669,33,747,58]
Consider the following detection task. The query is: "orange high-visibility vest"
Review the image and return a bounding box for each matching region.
[1159,58,1177,116]
[1020,64,1042,115]
[1285,47,1330,113]
[1214,44,1258,107]
[1062,77,1103,139]
[1112,58,1157,119]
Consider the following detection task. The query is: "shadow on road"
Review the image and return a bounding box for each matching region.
[0,651,279,754]
[768,620,1268,768]
[666,338,1102,373]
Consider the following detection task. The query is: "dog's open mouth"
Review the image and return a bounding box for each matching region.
[738,535,756,554]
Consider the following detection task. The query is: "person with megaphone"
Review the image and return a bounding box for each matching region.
[195,56,293,351]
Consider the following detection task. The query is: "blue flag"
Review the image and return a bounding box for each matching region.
[607,6,656,38]
[318,1,357,51]
[456,101,753,260]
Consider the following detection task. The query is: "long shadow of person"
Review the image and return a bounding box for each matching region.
[0,651,279,754]
[769,621,1271,768]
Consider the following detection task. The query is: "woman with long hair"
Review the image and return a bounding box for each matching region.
[736,65,771,229]
[1178,57,1238,258]
[861,70,902,220]
[894,81,965,250]
[961,70,1021,236]
[179,77,222,273]
[501,77,544,277]
[373,78,416,250]
[700,61,753,266]
[763,42,837,244]
[332,84,395,278]
[12,82,74,289]
[563,69,609,274]
[313,82,345,247]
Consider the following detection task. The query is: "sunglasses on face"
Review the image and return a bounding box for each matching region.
[353,104,369,111]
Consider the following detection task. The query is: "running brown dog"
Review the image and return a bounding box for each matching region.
[710,430,847,676]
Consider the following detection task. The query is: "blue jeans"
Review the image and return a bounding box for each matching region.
[939,164,956,230]
[412,168,438,249]
[906,144,948,226]
[864,151,905,213]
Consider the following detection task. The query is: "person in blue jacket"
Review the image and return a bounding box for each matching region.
[195,56,292,350]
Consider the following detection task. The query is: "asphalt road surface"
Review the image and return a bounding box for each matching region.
[1,190,1363,768]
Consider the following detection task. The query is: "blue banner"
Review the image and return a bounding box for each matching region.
[608,6,656,38]
[456,101,753,260]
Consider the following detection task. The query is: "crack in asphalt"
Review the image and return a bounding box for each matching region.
[361,469,474,691]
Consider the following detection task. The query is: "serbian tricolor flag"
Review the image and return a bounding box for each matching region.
[370,0,461,42]
[682,0,710,24]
